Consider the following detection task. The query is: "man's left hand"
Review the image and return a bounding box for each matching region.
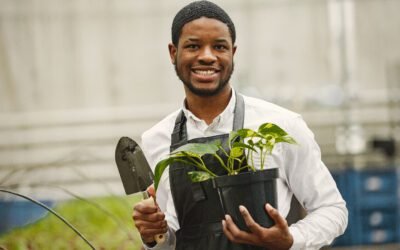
[222,203,294,250]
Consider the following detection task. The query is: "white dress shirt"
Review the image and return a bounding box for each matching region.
[141,92,348,250]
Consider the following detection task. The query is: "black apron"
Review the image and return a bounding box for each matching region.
[169,93,265,250]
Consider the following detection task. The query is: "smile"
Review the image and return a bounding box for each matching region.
[193,69,217,75]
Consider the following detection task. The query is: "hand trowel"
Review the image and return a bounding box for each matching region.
[115,136,165,244]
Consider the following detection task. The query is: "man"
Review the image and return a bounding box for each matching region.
[133,1,348,249]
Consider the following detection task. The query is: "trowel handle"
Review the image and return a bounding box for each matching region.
[142,196,166,244]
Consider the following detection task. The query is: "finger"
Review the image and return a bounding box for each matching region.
[138,225,168,240]
[134,200,158,214]
[136,220,168,232]
[145,218,167,228]
[239,205,262,233]
[223,216,245,244]
[134,217,168,236]
[223,214,252,244]
[222,219,236,242]
[136,224,168,236]
[133,210,165,223]
[265,203,287,228]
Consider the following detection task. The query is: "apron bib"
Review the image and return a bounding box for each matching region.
[169,93,265,250]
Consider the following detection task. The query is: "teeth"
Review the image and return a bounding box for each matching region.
[194,70,215,75]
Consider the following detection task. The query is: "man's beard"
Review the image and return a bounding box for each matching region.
[174,62,234,97]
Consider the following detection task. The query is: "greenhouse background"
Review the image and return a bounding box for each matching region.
[0,0,399,249]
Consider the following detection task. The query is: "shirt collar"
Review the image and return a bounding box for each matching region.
[182,89,236,128]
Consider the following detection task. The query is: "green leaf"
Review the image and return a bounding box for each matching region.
[187,171,213,182]
[212,139,222,147]
[180,151,202,159]
[230,147,243,158]
[228,131,241,145]
[232,141,256,152]
[172,143,219,156]
[236,128,257,138]
[154,155,200,190]
[154,157,176,190]
[258,123,288,137]
[247,139,255,146]
[275,135,297,145]
[261,143,274,153]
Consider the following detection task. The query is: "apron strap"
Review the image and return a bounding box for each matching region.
[170,91,245,152]
[233,93,245,131]
[170,110,187,152]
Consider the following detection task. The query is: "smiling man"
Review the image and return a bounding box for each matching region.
[132,1,348,250]
[170,16,235,96]
[168,10,237,125]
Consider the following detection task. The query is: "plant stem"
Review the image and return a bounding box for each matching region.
[250,148,255,170]
[218,146,230,158]
[213,154,230,173]
[260,148,265,170]
[175,157,216,177]
[236,165,255,172]
[175,159,200,168]
[197,157,218,177]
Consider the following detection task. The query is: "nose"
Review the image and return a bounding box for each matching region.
[198,46,216,64]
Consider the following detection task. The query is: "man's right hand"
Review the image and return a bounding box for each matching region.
[132,186,168,243]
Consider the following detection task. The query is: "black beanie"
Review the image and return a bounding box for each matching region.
[171,1,236,46]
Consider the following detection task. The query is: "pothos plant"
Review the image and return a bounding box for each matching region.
[154,123,297,190]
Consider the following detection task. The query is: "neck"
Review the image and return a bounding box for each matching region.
[184,86,232,125]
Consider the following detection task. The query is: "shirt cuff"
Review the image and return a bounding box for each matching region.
[142,227,176,250]
[289,226,306,250]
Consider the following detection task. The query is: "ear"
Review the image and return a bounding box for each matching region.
[232,45,237,57]
[168,43,177,65]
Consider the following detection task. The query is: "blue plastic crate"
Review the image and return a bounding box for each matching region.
[359,228,397,245]
[0,200,54,234]
[332,168,400,246]
[332,170,353,208]
[357,194,398,209]
[331,170,356,246]
[356,169,397,195]
[360,209,397,229]
[331,231,349,246]
[397,166,400,242]
[332,215,357,246]
[347,169,398,211]
[332,171,346,191]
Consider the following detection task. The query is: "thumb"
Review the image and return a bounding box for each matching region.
[146,184,161,210]
[146,184,156,198]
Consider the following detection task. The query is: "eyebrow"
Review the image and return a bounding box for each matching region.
[183,37,229,43]
[215,38,229,43]
[184,37,200,42]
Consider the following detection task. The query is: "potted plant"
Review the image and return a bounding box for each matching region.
[154,122,297,231]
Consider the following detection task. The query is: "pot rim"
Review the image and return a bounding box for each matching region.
[212,168,279,188]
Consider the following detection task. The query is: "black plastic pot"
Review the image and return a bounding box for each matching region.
[212,168,279,231]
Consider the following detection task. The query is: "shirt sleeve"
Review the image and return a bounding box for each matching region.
[284,117,348,249]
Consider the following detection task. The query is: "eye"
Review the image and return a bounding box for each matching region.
[185,44,199,50]
[215,44,228,51]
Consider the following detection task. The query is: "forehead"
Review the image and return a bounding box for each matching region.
[179,17,232,43]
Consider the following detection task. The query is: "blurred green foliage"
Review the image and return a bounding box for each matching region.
[0,195,143,250]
